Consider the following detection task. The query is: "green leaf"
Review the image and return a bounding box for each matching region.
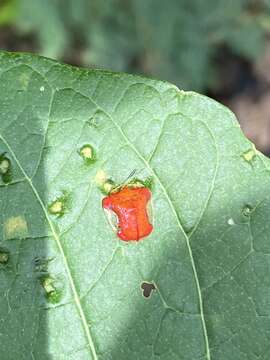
[0,51,270,360]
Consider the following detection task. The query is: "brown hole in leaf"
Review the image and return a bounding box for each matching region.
[141,281,156,298]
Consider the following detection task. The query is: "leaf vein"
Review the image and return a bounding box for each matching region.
[0,132,99,360]
[74,88,212,360]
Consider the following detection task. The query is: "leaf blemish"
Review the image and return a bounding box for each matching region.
[79,144,96,165]
[4,216,28,240]
[242,205,253,217]
[34,257,53,273]
[40,275,62,304]
[102,180,115,194]
[0,153,12,183]
[0,248,9,265]
[95,170,115,194]
[95,170,107,186]
[48,192,70,217]
[141,282,156,299]
[98,169,153,196]
[0,158,10,174]
[87,110,107,129]
[242,145,256,163]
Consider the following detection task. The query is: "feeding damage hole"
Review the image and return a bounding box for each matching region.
[40,275,63,304]
[242,145,256,164]
[34,257,53,273]
[0,248,9,265]
[227,218,235,226]
[79,144,96,165]
[95,169,116,195]
[48,192,70,217]
[242,205,253,217]
[141,282,156,298]
[0,153,12,183]
[87,110,107,129]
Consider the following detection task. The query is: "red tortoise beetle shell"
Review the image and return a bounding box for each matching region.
[102,186,153,241]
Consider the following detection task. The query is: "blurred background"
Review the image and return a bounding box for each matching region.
[1,0,270,155]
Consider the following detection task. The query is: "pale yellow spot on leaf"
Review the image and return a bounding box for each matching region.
[42,277,55,294]
[49,201,63,215]
[0,159,10,174]
[242,145,256,162]
[19,73,30,89]
[95,170,107,186]
[80,146,93,159]
[4,216,28,240]
[103,182,114,194]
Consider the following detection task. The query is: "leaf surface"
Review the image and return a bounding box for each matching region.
[0,52,269,360]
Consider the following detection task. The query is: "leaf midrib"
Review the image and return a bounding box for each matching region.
[0,132,98,360]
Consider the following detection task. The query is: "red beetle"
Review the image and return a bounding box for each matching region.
[102,186,153,241]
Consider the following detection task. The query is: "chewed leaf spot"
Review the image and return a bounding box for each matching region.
[242,145,256,163]
[79,144,96,165]
[34,257,53,273]
[49,200,63,214]
[87,110,108,129]
[95,170,115,194]
[141,282,156,298]
[0,248,9,264]
[0,158,10,175]
[227,218,235,226]
[40,276,62,304]
[48,192,70,217]
[0,153,12,183]
[103,180,115,194]
[4,216,28,240]
[242,205,253,217]
[102,187,153,241]
[95,170,107,187]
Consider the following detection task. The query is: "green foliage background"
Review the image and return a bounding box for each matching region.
[2,0,270,91]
